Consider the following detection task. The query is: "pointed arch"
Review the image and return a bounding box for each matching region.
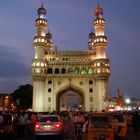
[56,86,85,112]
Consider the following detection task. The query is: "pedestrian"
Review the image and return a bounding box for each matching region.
[0,111,3,124]
[18,111,28,137]
[132,110,140,133]
[30,112,38,132]
[0,111,3,131]
[74,111,85,136]
[13,112,20,137]
[74,111,85,125]
[63,112,74,138]
[82,115,89,140]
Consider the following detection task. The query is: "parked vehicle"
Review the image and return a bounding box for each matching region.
[34,114,64,139]
[86,112,114,140]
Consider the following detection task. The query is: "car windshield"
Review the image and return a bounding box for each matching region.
[112,115,124,123]
[90,116,110,128]
[40,116,59,122]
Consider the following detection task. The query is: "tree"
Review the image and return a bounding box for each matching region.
[11,84,33,110]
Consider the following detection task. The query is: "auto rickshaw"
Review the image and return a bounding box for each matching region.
[86,112,114,140]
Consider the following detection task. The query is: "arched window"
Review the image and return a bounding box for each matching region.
[88,68,94,74]
[89,80,93,84]
[81,68,87,74]
[61,68,66,74]
[74,68,79,74]
[48,80,52,84]
[89,88,93,93]
[68,68,73,73]
[48,88,51,92]
[55,68,59,74]
[47,68,53,74]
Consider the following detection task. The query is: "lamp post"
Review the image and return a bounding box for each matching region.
[125,98,131,111]
[4,96,10,111]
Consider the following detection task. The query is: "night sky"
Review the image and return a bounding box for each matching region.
[0,0,140,98]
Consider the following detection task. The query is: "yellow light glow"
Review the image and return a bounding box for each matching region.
[42,39,44,42]
[97,63,100,66]
[32,63,35,66]
[35,39,37,42]
[100,38,103,42]
[97,69,100,73]
[36,69,40,73]
[5,96,9,99]
[41,63,44,66]
[36,62,40,66]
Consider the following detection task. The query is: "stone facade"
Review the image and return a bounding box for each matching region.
[32,4,110,112]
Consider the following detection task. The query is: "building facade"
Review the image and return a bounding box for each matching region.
[32,4,110,112]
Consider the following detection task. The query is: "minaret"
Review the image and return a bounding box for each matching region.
[46,30,53,50]
[88,30,95,50]
[93,4,110,111]
[32,3,48,112]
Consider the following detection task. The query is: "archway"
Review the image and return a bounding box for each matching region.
[56,87,84,112]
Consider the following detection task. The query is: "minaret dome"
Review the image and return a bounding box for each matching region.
[46,31,52,39]
[37,3,46,19]
[94,5,103,18]
[89,31,95,38]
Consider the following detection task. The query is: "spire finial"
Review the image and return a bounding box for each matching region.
[95,0,103,17]
[41,1,44,8]
[97,0,100,8]
[37,1,46,16]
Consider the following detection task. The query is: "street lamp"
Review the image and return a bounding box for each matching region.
[125,98,131,111]
[125,98,131,104]
[4,95,10,110]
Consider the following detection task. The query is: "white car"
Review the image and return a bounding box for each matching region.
[35,114,64,139]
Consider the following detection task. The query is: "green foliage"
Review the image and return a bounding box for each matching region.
[11,84,33,110]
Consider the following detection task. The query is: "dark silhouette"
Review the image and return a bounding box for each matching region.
[132,111,140,133]
[11,84,33,110]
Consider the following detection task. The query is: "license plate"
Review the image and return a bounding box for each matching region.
[43,125,52,131]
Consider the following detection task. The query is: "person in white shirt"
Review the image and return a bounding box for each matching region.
[74,112,85,124]
[74,111,85,136]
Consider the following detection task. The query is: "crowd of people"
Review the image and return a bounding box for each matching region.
[132,110,140,133]
[0,110,88,139]
[0,110,140,139]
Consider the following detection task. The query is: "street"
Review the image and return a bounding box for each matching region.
[1,126,140,140]
[125,126,140,140]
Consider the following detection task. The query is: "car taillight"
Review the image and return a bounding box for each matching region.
[55,123,61,128]
[35,124,40,129]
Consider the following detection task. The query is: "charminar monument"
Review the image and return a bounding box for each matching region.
[32,3,110,112]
